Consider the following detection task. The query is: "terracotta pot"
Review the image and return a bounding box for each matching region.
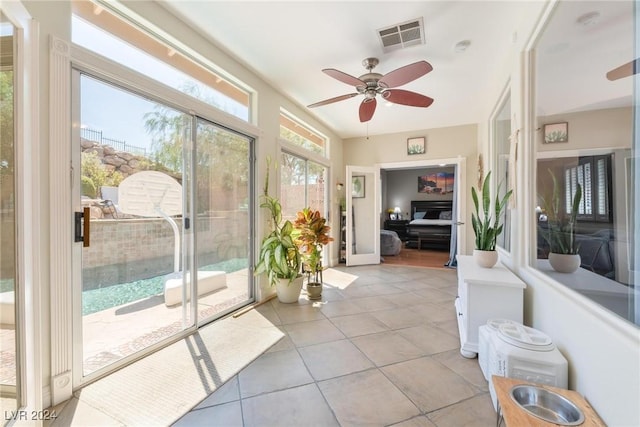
[275,276,303,303]
[548,253,581,273]
[473,249,498,268]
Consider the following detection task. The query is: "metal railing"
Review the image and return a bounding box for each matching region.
[81,128,147,156]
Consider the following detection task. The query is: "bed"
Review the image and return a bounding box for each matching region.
[405,200,453,249]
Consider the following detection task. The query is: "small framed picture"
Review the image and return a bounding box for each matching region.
[407,137,426,155]
[352,175,365,198]
[544,122,568,143]
[390,214,397,220]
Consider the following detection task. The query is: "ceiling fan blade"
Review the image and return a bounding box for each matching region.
[323,68,366,87]
[307,93,358,108]
[383,89,434,107]
[359,98,377,123]
[606,58,640,81]
[378,61,433,88]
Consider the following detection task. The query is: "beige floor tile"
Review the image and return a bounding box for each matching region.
[318,369,421,426]
[265,330,295,352]
[410,302,456,324]
[389,415,437,427]
[432,349,488,392]
[370,307,428,330]
[194,376,240,409]
[351,331,425,366]
[238,348,313,398]
[271,303,325,325]
[351,294,400,312]
[298,339,374,380]
[329,312,391,337]
[381,291,430,307]
[427,393,496,427]
[283,318,345,347]
[381,357,477,413]
[242,384,339,427]
[412,288,456,304]
[398,324,461,355]
[319,299,367,318]
[173,401,243,426]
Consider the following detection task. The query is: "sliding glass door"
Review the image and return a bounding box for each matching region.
[73,71,254,384]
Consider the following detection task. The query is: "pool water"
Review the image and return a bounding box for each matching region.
[82,258,247,315]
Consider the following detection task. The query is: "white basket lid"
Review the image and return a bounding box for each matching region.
[497,323,555,351]
[486,318,519,331]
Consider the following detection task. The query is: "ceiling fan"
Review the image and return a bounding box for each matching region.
[307,57,434,123]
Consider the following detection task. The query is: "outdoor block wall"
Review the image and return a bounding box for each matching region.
[82,211,248,289]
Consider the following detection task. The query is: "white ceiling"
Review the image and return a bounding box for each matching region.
[160,1,632,139]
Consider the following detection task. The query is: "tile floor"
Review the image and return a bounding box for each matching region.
[173,264,496,427]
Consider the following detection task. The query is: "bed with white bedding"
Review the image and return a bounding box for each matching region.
[405,200,453,249]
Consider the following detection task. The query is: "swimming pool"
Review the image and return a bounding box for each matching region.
[82,258,247,315]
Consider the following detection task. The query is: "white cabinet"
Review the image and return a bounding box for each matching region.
[455,255,526,358]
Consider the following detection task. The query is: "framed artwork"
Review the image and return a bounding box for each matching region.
[407,137,426,155]
[544,122,568,143]
[418,172,455,194]
[352,175,365,198]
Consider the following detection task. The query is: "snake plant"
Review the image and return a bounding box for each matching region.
[471,171,513,251]
[539,169,582,255]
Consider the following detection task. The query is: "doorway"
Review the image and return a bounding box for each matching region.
[379,157,466,268]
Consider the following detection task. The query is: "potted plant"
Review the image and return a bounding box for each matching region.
[471,171,513,268]
[293,207,334,300]
[254,158,303,303]
[539,169,582,273]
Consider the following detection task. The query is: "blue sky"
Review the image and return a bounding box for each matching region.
[73,15,248,153]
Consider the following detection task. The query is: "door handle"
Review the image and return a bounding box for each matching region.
[455,221,465,225]
[75,207,90,247]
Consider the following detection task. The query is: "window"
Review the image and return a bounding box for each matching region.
[71,0,252,122]
[279,110,327,156]
[564,156,611,222]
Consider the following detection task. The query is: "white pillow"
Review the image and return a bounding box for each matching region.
[414,211,426,219]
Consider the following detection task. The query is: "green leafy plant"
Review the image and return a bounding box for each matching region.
[81,151,124,197]
[471,171,513,251]
[539,169,582,255]
[293,207,334,284]
[254,158,302,287]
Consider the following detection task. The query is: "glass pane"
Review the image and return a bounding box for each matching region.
[72,4,250,121]
[194,119,253,323]
[494,92,511,251]
[0,11,18,416]
[535,0,637,326]
[80,74,194,376]
[279,112,326,156]
[307,160,327,214]
[280,152,306,222]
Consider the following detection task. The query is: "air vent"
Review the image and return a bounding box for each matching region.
[378,18,425,53]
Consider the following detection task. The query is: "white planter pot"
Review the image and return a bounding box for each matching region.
[275,276,303,303]
[548,253,581,273]
[473,249,498,268]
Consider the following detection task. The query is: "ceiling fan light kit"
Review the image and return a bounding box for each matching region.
[307,57,434,123]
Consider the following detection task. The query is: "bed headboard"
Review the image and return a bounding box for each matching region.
[410,200,453,219]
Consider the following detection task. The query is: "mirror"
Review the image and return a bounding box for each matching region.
[534,0,638,326]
